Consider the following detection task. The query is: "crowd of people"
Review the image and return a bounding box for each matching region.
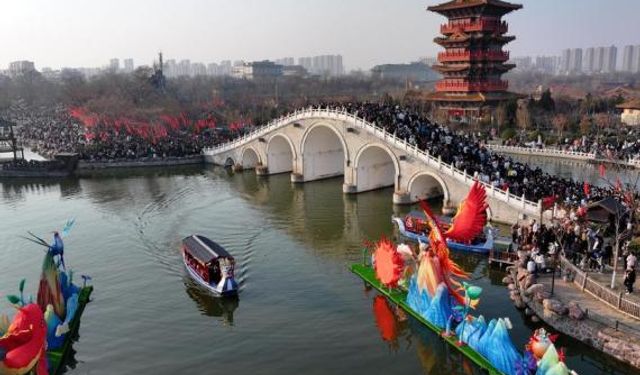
[313,102,617,205]
[3,101,637,208]
[503,132,640,162]
[1,104,245,162]
[511,211,638,294]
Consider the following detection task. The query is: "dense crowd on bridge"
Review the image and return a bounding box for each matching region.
[4,101,638,209]
[311,102,620,205]
[1,104,243,162]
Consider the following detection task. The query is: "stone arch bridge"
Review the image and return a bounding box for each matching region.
[204,108,543,224]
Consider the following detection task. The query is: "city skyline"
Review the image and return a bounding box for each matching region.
[2,0,640,71]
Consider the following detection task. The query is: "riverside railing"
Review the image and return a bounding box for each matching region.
[485,144,596,161]
[203,108,542,215]
[560,256,640,321]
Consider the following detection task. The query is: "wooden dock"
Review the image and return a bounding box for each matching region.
[488,249,519,267]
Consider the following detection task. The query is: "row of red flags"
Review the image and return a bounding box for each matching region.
[68,107,249,143]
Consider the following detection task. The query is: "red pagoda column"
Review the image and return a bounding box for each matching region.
[425,0,523,125]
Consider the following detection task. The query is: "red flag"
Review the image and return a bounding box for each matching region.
[583,182,590,196]
[542,195,557,210]
[598,164,606,178]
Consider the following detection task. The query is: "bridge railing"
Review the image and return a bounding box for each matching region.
[204,108,542,214]
[485,144,596,161]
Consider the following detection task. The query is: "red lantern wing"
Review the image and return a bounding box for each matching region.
[444,182,488,244]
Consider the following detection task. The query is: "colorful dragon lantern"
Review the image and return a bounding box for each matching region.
[368,181,575,375]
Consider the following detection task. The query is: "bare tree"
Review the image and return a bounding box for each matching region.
[598,165,640,289]
[552,114,569,139]
[516,99,532,132]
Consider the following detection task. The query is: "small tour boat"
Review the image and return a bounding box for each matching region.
[392,212,497,254]
[181,235,238,296]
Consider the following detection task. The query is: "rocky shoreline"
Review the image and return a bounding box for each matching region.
[504,252,640,370]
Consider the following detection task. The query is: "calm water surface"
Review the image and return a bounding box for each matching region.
[0,165,635,375]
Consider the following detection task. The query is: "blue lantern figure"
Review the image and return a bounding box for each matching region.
[50,231,66,270]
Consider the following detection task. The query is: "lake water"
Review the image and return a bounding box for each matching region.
[0,166,635,375]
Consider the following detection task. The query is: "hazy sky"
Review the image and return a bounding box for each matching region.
[2,0,639,71]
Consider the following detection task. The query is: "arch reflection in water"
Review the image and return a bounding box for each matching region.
[183,278,239,325]
[369,294,483,375]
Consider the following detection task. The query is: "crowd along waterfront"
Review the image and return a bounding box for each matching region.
[0,165,637,375]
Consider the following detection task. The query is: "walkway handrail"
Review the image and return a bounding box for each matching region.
[203,108,541,214]
[560,256,640,321]
[486,144,596,160]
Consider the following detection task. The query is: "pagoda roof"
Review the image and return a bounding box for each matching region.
[617,99,640,110]
[434,34,516,46]
[428,0,523,15]
[432,63,515,73]
[424,91,522,102]
[433,64,472,73]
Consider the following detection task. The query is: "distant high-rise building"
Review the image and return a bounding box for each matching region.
[164,59,176,77]
[560,49,571,73]
[123,58,134,73]
[177,60,191,76]
[191,63,207,76]
[207,63,219,76]
[109,58,120,72]
[569,48,583,73]
[593,47,605,73]
[8,61,36,77]
[622,45,634,72]
[297,55,344,77]
[561,49,583,74]
[298,57,312,72]
[219,60,232,75]
[371,62,436,82]
[512,56,532,72]
[583,48,595,73]
[633,45,640,73]
[275,57,295,66]
[602,45,617,73]
[535,56,557,74]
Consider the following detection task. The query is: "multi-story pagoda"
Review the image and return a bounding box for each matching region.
[425,0,522,125]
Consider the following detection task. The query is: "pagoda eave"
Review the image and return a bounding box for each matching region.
[424,91,524,103]
[433,64,471,73]
[428,0,523,17]
[434,35,516,47]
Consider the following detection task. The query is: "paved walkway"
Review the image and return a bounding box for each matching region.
[537,272,640,334]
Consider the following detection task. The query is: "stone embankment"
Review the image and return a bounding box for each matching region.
[503,252,640,370]
[76,155,204,171]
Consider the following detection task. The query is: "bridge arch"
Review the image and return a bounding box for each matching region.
[224,157,235,168]
[266,134,296,174]
[407,171,449,204]
[300,123,348,181]
[353,143,400,192]
[241,147,261,169]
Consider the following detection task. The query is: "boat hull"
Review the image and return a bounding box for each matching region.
[392,217,493,254]
[182,251,238,297]
[47,285,93,375]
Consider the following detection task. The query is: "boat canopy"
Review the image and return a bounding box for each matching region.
[182,235,232,264]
